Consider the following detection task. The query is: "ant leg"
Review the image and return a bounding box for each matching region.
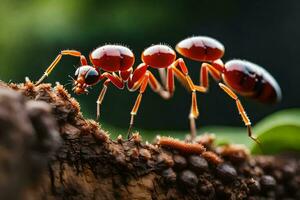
[146,67,191,99]
[101,72,124,89]
[171,63,200,140]
[189,91,199,140]
[119,68,133,81]
[35,50,87,85]
[172,59,224,139]
[158,66,187,91]
[127,73,150,139]
[80,55,88,65]
[172,58,206,93]
[158,68,167,87]
[219,83,260,144]
[166,67,175,95]
[96,72,124,120]
[197,62,222,92]
[144,68,200,140]
[171,67,193,92]
[127,63,148,91]
[148,68,187,99]
[96,80,109,120]
[167,64,200,140]
[148,71,171,99]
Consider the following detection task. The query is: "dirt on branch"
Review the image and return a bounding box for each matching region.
[0,80,299,200]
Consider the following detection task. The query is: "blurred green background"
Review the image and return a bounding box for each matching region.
[1,0,299,141]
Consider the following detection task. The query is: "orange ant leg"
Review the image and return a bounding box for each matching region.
[170,67,193,92]
[166,67,175,95]
[145,63,200,140]
[171,59,223,140]
[166,65,194,94]
[170,59,201,140]
[157,67,188,91]
[101,72,124,89]
[172,58,207,93]
[158,68,167,87]
[35,50,87,85]
[127,63,148,91]
[96,80,109,120]
[127,73,150,138]
[158,67,190,91]
[129,63,175,99]
[160,62,199,140]
[96,72,124,120]
[148,71,171,99]
[188,91,199,140]
[173,61,223,138]
[218,83,260,145]
[126,68,172,138]
[197,62,222,91]
[119,68,133,82]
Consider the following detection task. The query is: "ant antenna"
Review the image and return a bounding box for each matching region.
[64,82,73,87]
[68,75,75,81]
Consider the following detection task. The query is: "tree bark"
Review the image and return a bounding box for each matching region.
[0,80,299,200]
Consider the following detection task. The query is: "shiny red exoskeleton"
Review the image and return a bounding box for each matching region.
[90,45,135,72]
[141,45,176,68]
[176,36,225,61]
[222,59,281,103]
[175,36,282,143]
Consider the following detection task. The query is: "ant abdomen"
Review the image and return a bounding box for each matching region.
[223,59,281,103]
[142,45,176,68]
[90,45,135,72]
[176,36,225,62]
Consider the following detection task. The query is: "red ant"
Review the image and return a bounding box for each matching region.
[175,36,282,143]
[34,37,281,144]
[35,44,197,138]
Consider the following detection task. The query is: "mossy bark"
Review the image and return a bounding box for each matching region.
[0,80,299,200]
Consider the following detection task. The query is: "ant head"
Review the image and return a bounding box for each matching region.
[72,65,101,94]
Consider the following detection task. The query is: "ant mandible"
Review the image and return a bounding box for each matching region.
[174,36,282,143]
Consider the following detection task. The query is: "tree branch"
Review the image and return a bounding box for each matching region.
[0,80,299,200]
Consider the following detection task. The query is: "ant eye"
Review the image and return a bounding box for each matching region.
[85,69,100,85]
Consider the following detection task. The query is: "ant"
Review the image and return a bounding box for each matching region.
[174,36,282,143]
[34,37,282,144]
[35,44,198,138]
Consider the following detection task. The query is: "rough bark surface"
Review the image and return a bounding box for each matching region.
[0,80,299,200]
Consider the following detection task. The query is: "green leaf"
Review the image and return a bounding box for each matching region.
[197,126,249,146]
[251,108,300,155]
